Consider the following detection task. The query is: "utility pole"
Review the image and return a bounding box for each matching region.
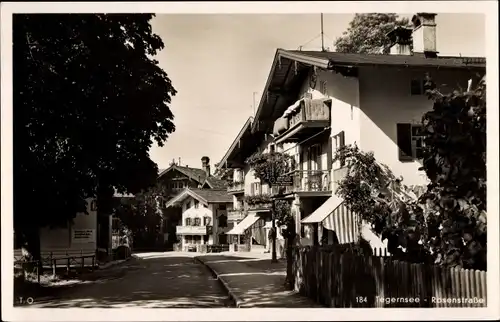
[271,198,278,263]
[321,13,325,52]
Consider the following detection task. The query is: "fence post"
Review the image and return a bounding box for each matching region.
[66,258,70,275]
[37,261,41,284]
[479,270,487,306]
[52,259,56,277]
[379,256,385,308]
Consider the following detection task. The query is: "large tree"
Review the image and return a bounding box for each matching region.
[334,13,411,54]
[13,14,176,260]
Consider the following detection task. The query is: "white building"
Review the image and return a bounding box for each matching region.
[217,13,486,252]
[165,188,233,251]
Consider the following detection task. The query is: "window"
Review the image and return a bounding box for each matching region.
[194,217,201,226]
[219,204,226,211]
[308,144,322,171]
[250,182,261,196]
[397,123,425,161]
[332,131,346,167]
[270,144,276,153]
[410,79,425,95]
[204,217,212,226]
[194,200,199,209]
[185,218,192,226]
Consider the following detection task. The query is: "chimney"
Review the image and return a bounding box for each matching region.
[411,13,438,57]
[386,26,413,55]
[178,157,181,166]
[201,156,210,177]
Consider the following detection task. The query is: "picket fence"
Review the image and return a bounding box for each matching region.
[292,246,487,308]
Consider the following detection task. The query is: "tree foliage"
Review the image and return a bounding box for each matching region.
[245,151,292,186]
[334,76,487,270]
[420,74,487,270]
[213,162,233,183]
[334,13,411,54]
[13,14,176,257]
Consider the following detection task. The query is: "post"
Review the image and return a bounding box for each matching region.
[37,262,40,284]
[271,198,278,263]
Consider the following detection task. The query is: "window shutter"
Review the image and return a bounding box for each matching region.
[397,123,413,161]
[339,131,345,147]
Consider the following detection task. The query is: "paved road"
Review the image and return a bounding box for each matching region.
[25,252,232,308]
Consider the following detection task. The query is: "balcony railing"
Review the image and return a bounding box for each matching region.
[273,98,331,144]
[227,209,246,222]
[176,225,209,235]
[228,181,245,194]
[244,194,272,211]
[284,170,332,194]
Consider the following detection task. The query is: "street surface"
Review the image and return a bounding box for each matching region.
[23,252,232,308]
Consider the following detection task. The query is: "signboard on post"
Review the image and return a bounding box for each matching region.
[270,176,293,187]
[72,229,96,244]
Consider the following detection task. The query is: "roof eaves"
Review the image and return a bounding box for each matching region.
[186,189,209,205]
[278,49,330,69]
[218,117,253,169]
[158,165,175,178]
[252,49,281,132]
[252,49,330,132]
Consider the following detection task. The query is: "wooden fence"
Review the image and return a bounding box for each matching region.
[292,246,487,308]
[14,250,97,283]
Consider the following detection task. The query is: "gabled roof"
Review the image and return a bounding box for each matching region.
[251,48,486,134]
[217,117,255,169]
[165,188,232,208]
[286,50,486,69]
[158,164,227,189]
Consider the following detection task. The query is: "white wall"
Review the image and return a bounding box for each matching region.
[300,69,361,149]
[358,66,475,186]
[180,198,214,247]
[38,198,97,261]
[244,136,275,195]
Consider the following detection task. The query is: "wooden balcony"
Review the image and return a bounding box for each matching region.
[176,226,209,235]
[283,170,332,196]
[244,194,272,212]
[227,209,246,222]
[228,181,245,194]
[273,98,331,144]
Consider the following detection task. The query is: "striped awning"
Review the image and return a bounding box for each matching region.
[322,203,359,244]
[301,195,342,224]
[301,195,358,244]
[226,212,260,235]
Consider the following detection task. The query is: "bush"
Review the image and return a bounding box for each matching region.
[115,245,131,260]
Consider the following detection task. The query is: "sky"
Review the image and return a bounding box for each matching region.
[148,13,485,171]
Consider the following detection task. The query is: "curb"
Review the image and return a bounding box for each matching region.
[194,256,243,308]
[97,255,134,270]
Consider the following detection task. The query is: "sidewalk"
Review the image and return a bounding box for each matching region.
[196,254,321,308]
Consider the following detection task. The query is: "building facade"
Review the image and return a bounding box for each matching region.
[217,13,486,252]
[165,188,233,251]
